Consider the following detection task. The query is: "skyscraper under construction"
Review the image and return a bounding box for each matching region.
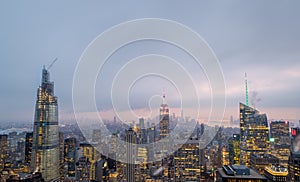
[31,66,59,181]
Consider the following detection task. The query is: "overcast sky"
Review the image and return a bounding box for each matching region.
[0,1,300,125]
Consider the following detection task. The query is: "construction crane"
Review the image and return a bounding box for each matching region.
[47,58,58,70]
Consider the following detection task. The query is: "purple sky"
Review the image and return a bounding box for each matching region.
[0,1,300,125]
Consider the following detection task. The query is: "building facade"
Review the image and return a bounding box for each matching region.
[159,94,169,140]
[264,166,288,182]
[228,134,240,165]
[31,67,59,181]
[125,128,137,182]
[269,120,290,167]
[239,103,270,166]
[173,138,201,181]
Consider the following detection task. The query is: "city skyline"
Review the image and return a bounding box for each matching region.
[1,1,300,125]
[1,2,300,181]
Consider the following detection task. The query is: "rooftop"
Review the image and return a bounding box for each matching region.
[218,165,266,179]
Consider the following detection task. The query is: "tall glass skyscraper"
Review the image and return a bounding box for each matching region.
[31,67,59,181]
[239,103,270,166]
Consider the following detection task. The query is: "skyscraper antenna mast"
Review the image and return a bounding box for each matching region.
[245,72,249,106]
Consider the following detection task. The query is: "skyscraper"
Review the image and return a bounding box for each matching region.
[31,67,59,181]
[159,94,169,139]
[125,128,137,182]
[269,121,290,167]
[239,103,270,166]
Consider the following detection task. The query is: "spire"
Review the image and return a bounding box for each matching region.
[245,72,249,106]
[162,89,166,105]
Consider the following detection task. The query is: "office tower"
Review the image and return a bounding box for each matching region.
[239,103,270,166]
[31,67,59,182]
[216,165,267,182]
[173,138,201,181]
[25,132,33,165]
[76,156,90,182]
[228,134,240,165]
[64,137,77,178]
[159,94,169,139]
[0,135,8,171]
[264,166,288,182]
[125,128,137,182]
[250,154,279,175]
[80,143,99,181]
[269,121,290,167]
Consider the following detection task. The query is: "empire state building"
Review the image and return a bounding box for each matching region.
[159,94,169,139]
[31,67,59,181]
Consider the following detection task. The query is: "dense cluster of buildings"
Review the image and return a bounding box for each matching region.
[0,68,299,182]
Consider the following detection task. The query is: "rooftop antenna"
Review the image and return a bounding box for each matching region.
[47,58,58,70]
[245,72,249,106]
[162,88,166,104]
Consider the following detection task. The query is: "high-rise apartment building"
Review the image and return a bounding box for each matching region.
[31,67,59,181]
[239,103,270,166]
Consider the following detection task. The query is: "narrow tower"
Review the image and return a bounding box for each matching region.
[31,66,59,181]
